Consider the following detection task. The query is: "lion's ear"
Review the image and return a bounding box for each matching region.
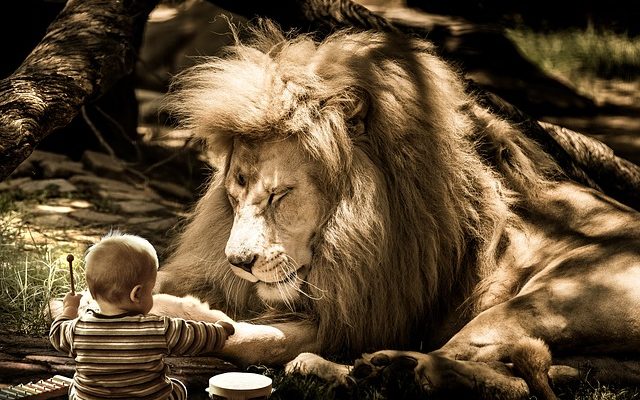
[345,89,369,136]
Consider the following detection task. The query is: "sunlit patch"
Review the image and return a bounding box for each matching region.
[34,205,74,214]
[603,265,640,300]
[549,279,580,300]
[584,212,630,236]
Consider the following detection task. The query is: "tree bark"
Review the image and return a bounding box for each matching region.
[0,0,159,180]
[208,0,397,34]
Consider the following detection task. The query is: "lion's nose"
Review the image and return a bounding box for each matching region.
[228,254,257,273]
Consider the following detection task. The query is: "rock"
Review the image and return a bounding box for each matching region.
[149,180,194,201]
[97,189,158,202]
[9,159,37,178]
[70,209,125,224]
[68,200,92,209]
[28,150,70,164]
[116,200,166,214]
[81,151,126,178]
[141,218,179,232]
[30,204,75,215]
[0,177,32,191]
[128,217,160,224]
[69,175,136,193]
[41,160,85,178]
[19,179,77,194]
[30,214,81,228]
[12,150,73,177]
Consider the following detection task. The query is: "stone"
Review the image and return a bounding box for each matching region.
[141,218,179,232]
[19,179,77,194]
[68,200,92,209]
[10,151,71,179]
[28,150,70,164]
[70,209,125,224]
[116,200,166,214]
[69,175,136,193]
[30,214,81,228]
[82,151,126,178]
[31,204,75,215]
[0,177,32,191]
[149,180,194,201]
[9,159,37,178]
[41,160,86,178]
[97,190,156,202]
[128,217,160,224]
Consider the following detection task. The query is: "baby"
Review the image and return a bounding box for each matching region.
[50,232,234,400]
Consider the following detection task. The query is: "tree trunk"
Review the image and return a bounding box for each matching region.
[0,0,159,180]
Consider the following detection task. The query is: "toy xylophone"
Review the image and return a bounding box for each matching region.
[0,375,72,399]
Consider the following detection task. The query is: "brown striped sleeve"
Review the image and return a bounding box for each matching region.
[163,316,229,356]
[49,315,78,356]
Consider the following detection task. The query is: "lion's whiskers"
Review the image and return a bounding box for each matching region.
[275,264,296,312]
[281,256,325,301]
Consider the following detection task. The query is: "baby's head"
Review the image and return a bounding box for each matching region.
[85,232,158,314]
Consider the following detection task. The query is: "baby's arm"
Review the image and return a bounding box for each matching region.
[164,317,234,356]
[49,292,82,354]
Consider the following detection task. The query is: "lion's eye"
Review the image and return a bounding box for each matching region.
[268,189,290,207]
[237,173,247,187]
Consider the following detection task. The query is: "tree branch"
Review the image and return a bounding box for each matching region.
[0,0,159,180]
[1,0,638,210]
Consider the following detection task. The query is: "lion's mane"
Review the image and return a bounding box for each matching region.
[160,22,557,356]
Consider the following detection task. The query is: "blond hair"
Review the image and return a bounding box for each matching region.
[85,232,159,303]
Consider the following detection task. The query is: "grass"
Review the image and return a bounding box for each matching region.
[1,192,640,398]
[0,191,86,336]
[507,25,640,98]
[1,191,640,399]
[249,365,640,400]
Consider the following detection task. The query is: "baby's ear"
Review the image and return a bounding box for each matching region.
[130,285,143,303]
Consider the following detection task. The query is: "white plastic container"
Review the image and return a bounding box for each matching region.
[205,372,273,399]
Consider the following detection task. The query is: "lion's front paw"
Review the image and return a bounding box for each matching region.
[285,352,353,387]
[353,351,427,391]
[353,350,530,399]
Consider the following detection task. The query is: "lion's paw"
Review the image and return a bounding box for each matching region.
[353,350,531,399]
[352,350,430,390]
[285,352,353,387]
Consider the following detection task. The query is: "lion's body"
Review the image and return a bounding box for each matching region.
[157,23,640,398]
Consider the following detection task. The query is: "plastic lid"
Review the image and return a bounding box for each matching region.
[207,372,272,399]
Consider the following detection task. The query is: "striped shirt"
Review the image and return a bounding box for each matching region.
[50,310,229,400]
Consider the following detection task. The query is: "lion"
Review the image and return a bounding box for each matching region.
[152,22,640,399]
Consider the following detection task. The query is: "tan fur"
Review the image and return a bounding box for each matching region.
[157,21,640,397]
[161,21,550,354]
[512,338,556,400]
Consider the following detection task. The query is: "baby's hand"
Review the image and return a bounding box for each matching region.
[62,292,83,310]
[217,321,235,337]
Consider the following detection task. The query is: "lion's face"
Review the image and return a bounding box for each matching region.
[224,138,325,303]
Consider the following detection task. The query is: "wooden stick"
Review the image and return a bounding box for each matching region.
[66,254,75,295]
